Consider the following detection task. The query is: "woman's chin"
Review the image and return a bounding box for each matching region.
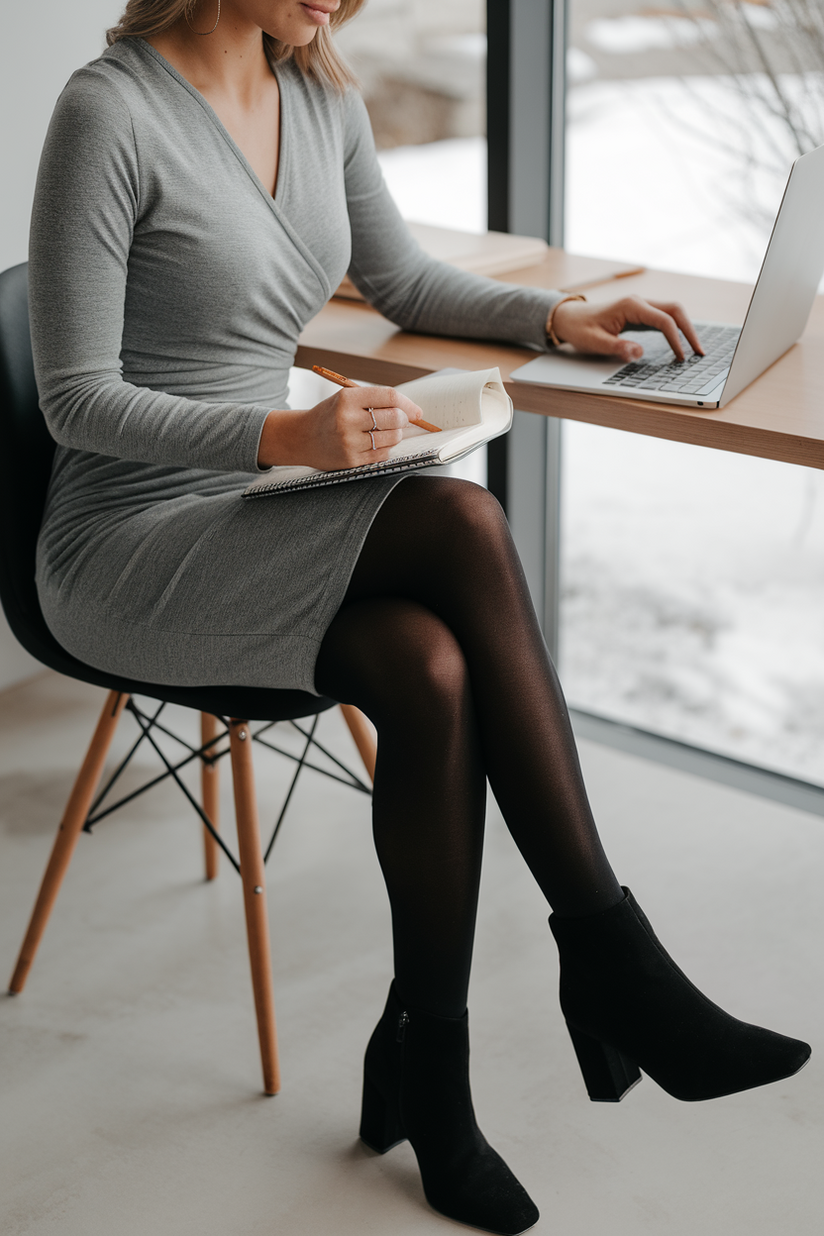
[267,16,326,45]
[266,24,319,46]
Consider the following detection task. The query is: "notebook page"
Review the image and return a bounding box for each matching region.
[395,369,501,432]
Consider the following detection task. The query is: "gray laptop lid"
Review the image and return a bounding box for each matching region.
[722,141,824,406]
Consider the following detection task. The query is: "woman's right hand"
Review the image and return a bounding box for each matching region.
[258,385,425,471]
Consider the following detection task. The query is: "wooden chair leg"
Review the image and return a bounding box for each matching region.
[228,718,280,1096]
[339,704,376,784]
[9,690,127,994]
[200,712,221,881]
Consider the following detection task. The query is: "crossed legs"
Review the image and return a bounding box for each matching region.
[315,476,623,1018]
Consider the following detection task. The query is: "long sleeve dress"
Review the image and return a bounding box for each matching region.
[29,37,562,695]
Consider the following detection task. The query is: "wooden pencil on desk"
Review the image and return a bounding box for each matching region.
[312,364,441,433]
[559,265,647,295]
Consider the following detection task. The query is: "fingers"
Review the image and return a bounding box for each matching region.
[607,296,705,361]
[353,386,423,423]
[647,300,705,356]
[365,426,406,453]
[315,385,427,469]
[588,328,645,363]
[554,295,704,363]
[364,405,411,432]
[334,388,409,460]
[610,296,690,361]
[361,406,407,454]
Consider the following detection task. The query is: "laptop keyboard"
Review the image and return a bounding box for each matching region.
[602,324,740,397]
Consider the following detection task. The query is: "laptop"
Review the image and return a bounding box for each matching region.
[509,142,824,410]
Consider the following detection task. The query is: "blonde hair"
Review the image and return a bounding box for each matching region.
[106,0,364,90]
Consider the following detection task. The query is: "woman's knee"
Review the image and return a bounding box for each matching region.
[368,601,469,713]
[318,597,470,720]
[421,475,504,522]
[400,614,469,707]
[412,477,512,557]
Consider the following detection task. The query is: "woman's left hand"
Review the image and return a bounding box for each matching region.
[550,296,705,363]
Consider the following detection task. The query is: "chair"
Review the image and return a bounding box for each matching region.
[0,262,377,1095]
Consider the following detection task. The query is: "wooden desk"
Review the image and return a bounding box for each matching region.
[296,250,824,471]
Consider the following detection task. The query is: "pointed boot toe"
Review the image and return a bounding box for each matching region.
[421,1139,540,1236]
[361,983,539,1235]
[550,888,811,1103]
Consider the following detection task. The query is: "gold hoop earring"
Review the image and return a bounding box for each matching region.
[185,0,221,36]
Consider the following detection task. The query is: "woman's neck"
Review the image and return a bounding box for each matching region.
[147,12,273,108]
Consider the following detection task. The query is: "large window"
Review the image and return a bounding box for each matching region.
[560,0,824,786]
[338,0,487,232]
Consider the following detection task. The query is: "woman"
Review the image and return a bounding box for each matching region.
[29,2,810,1233]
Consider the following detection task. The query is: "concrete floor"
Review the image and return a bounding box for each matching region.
[1,671,822,1235]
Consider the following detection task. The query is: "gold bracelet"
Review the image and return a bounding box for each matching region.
[546,294,587,348]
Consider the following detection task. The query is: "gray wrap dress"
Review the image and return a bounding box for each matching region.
[29,38,562,695]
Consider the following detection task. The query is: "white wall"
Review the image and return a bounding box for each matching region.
[0,1,123,688]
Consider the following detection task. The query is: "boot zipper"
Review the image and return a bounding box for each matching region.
[396,1011,409,1042]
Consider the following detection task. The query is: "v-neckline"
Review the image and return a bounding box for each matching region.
[136,37,288,210]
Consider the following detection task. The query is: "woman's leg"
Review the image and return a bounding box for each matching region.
[316,586,541,1234]
[316,595,486,1019]
[323,475,624,919]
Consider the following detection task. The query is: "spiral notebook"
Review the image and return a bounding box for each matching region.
[242,368,513,498]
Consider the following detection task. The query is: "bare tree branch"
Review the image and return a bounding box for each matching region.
[661,0,824,220]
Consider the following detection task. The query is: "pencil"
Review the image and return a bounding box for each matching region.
[312,364,441,433]
[559,265,647,294]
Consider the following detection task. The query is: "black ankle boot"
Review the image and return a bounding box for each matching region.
[549,888,811,1102]
[360,983,539,1236]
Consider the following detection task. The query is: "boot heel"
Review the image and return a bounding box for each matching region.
[359,1070,406,1153]
[565,1022,641,1102]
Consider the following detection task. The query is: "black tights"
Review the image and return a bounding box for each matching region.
[315,477,623,1019]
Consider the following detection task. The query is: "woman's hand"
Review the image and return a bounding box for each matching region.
[258,384,425,471]
[550,296,705,363]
